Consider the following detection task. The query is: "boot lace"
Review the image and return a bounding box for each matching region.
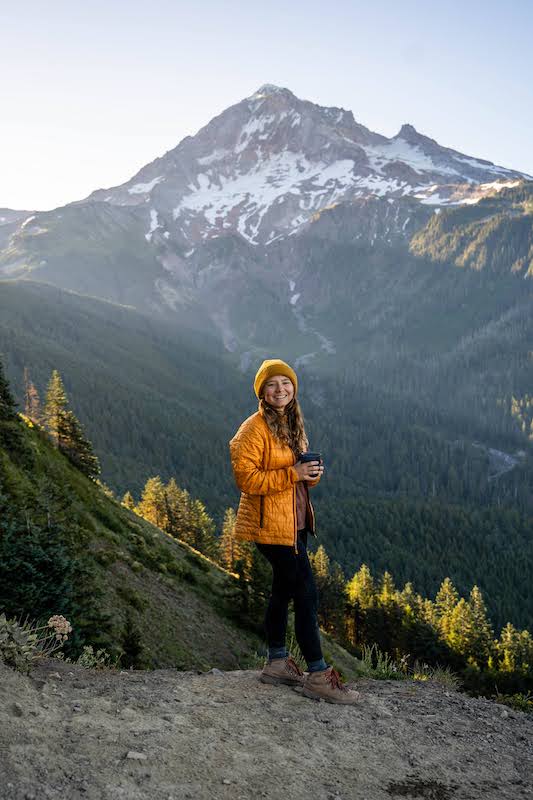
[285,655,304,677]
[325,667,348,692]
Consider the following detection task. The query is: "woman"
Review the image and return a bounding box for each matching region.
[229,358,360,704]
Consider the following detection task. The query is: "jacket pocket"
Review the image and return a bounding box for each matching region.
[259,495,264,529]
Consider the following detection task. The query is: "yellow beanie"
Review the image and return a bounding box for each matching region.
[254,358,298,399]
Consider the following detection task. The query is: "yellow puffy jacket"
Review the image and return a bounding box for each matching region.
[229,408,320,553]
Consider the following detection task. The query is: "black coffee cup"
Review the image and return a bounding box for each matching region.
[299,451,323,465]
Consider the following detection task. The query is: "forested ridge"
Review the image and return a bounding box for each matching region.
[2,355,532,701]
[1,276,532,631]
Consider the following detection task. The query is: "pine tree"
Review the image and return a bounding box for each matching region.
[0,356,17,422]
[164,478,189,539]
[435,577,459,638]
[136,476,168,530]
[61,409,101,479]
[219,507,238,571]
[467,585,494,668]
[378,571,396,605]
[346,564,375,607]
[44,370,69,448]
[497,622,521,672]
[0,357,22,455]
[23,367,42,425]
[310,545,330,580]
[399,582,420,616]
[446,597,475,657]
[121,491,136,510]
[188,498,218,559]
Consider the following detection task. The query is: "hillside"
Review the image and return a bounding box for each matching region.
[1,658,532,800]
[0,415,261,669]
[1,280,533,632]
[0,278,244,507]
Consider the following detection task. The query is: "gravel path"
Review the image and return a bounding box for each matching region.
[1,659,532,800]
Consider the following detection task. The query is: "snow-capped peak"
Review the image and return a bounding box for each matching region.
[249,84,293,100]
[85,84,532,247]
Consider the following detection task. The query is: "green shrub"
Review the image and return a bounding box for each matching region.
[356,643,408,680]
[0,613,72,673]
[72,645,116,669]
[494,690,533,713]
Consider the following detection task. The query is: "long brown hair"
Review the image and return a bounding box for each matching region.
[258,394,309,457]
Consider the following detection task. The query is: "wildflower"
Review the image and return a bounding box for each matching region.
[47,615,73,642]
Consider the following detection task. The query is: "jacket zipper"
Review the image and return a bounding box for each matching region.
[259,495,264,529]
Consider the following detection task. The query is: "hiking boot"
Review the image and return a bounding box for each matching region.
[260,655,305,686]
[302,666,360,704]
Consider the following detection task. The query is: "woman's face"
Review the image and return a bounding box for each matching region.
[262,374,295,413]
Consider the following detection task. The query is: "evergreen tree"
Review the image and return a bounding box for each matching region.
[43,370,100,478]
[310,545,330,580]
[378,571,396,605]
[136,476,168,530]
[0,356,24,453]
[435,577,460,638]
[321,560,347,639]
[121,491,136,510]
[497,622,521,672]
[468,585,495,668]
[346,563,376,607]
[121,611,149,669]
[0,356,17,422]
[23,367,42,424]
[44,370,69,448]
[446,597,475,657]
[219,507,238,571]
[164,477,189,539]
[188,497,218,559]
[61,409,101,479]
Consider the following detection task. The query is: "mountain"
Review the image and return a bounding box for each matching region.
[84,83,530,246]
[0,84,531,322]
[1,85,533,633]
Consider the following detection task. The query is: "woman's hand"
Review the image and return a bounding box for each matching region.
[294,459,324,481]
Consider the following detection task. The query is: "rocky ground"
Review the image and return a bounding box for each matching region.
[1,659,532,800]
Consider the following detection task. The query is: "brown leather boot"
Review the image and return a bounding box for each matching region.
[260,655,305,686]
[302,666,361,704]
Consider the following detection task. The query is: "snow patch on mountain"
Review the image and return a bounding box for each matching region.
[129,176,165,195]
[145,209,162,241]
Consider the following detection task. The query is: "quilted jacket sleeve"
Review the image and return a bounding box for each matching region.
[229,422,299,496]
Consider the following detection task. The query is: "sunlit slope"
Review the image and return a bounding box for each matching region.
[0,279,247,506]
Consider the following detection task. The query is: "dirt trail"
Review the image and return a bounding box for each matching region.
[1,659,532,800]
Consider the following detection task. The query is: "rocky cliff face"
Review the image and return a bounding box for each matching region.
[1,658,532,800]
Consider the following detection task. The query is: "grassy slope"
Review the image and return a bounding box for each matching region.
[2,418,360,673]
[1,419,259,669]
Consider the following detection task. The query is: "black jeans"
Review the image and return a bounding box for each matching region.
[255,529,324,665]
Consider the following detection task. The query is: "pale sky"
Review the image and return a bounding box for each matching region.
[2,0,532,211]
